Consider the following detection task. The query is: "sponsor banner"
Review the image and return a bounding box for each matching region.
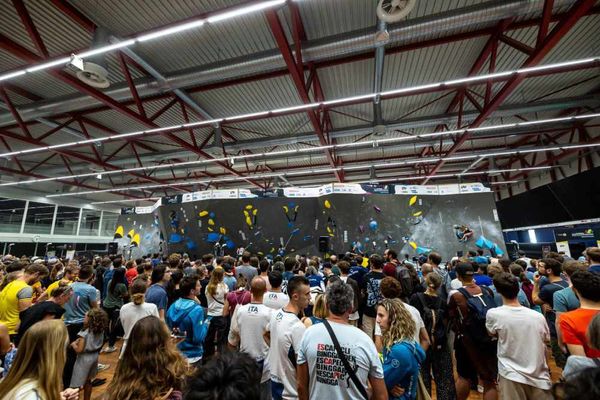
[459,183,490,193]
[121,207,135,215]
[332,183,367,194]
[318,184,334,196]
[360,184,391,194]
[554,227,597,241]
[438,184,460,195]
[283,187,321,198]
[556,241,571,257]
[395,185,439,195]
[211,189,239,199]
[238,189,258,198]
[164,195,182,204]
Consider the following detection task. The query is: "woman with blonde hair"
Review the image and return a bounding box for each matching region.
[303,293,327,327]
[118,277,159,356]
[377,298,425,400]
[204,266,229,359]
[107,315,191,400]
[0,319,79,400]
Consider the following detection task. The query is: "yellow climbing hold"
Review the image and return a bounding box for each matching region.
[252,209,258,216]
[324,200,331,209]
[208,219,215,226]
[199,211,208,217]
[409,196,417,206]
[243,210,249,218]
[219,227,226,234]
[245,216,252,226]
[413,211,423,217]
[245,205,253,210]
[409,241,417,249]
[208,227,213,232]
[127,229,135,239]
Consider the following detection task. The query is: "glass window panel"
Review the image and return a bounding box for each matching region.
[79,209,101,236]
[23,202,55,234]
[54,206,81,236]
[0,197,26,233]
[101,212,119,237]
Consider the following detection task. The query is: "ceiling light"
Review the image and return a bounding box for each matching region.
[206,0,285,23]
[96,174,102,180]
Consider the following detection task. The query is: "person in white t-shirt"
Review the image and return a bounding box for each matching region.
[486,273,552,400]
[264,271,289,310]
[228,277,273,400]
[297,280,387,400]
[119,278,159,357]
[266,275,310,400]
[204,266,229,359]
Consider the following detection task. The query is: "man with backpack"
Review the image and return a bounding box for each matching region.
[448,263,498,400]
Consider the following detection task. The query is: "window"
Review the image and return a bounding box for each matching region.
[0,198,26,233]
[79,209,101,236]
[54,206,81,235]
[101,212,119,236]
[528,229,538,244]
[23,202,55,234]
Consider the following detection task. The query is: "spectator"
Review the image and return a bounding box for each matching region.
[0,319,79,400]
[302,293,327,328]
[0,263,48,338]
[377,298,426,400]
[473,263,492,286]
[167,276,210,366]
[584,247,600,273]
[559,270,600,358]
[486,273,552,400]
[107,316,191,399]
[223,263,237,292]
[146,264,172,320]
[125,259,138,285]
[267,276,309,399]
[562,313,600,379]
[119,278,159,355]
[236,252,258,288]
[102,267,128,353]
[223,275,251,318]
[69,308,109,400]
[204,266,229,359]
[428,252,451,301]
[409,273,456,400]
[264,271,289,310]
[338,260,360,326]
[258,259,272,291]
[360,254,386,339]
[37,264,77,303]
[228,277,273,399]
[448,263,498,400]
[184,352,262,400]
[298,281,387,400]
[533,258,569,368]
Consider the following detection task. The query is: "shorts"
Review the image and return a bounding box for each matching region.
[455,336,498,383]
[69,352,99,388]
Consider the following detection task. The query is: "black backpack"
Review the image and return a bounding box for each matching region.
[457,286,498,347]
[415,293,447,350]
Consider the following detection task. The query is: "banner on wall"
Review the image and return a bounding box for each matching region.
[554,227,596,241]
[556,241,571,257]
[395,185,438,195]
[283,187,322,198]
[332,183,367,194]
[459,183,490,193]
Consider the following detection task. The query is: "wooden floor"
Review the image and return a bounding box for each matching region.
[92,340,562,400]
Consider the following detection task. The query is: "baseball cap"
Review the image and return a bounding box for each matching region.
[455,262,474,277]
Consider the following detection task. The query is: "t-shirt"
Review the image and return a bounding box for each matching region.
[125,268,138,285]
[206,283,228,316]
[473,273,493,287]
[103,281,127,309]
[0,279,32,334]
[559,308,600,358]
[225,289,251,315]
[297,321,384,400]
[45,279,72,297]
[64,281,97,325]
[268,308,306,400]
[553,287,580,313]
[17,300,65,344]
[119,301,159,355]
[538,279,569,337]
[361,271,385,317]
[486,305,552,389]
[404,303,426,343]
[263,291,289,310]
[228,303,273,383]
[223,275,237,292]
[146,283,168,311]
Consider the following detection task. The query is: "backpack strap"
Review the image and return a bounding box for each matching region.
[322,320,368,400]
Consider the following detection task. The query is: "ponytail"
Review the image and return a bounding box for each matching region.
[132,293,145,305]
[130,278,148,305]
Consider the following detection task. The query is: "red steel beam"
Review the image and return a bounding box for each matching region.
[12,0,49,57]
[265,9,343,182]
[117,52,147,118]
[0,87,33,138]
[422,0,596,184]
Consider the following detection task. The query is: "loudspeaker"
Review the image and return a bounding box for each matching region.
[318,236,329,253]
[107,242,118,255]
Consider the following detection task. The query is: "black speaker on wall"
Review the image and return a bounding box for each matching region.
[318,236,329,253]
[107,242,118,255]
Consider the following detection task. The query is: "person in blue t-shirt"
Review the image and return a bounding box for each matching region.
[586,248,600,274]
[473,263,493,287]
[166,276,209,366]
[145,264,171,320]
[377,298,425,400]
[473,249,489,265]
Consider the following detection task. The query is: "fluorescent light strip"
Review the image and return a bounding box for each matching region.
[43,155,560,198]
[91,197,160,204]
[4,121,598,188]
[0,0,288,82]
[2,56,597,160]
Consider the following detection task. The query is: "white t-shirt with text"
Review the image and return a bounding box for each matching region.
[297,321,384,400]
[263,291,289,310]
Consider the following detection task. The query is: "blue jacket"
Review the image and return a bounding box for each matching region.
[383,341,426,400]
[166,298,209,359]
